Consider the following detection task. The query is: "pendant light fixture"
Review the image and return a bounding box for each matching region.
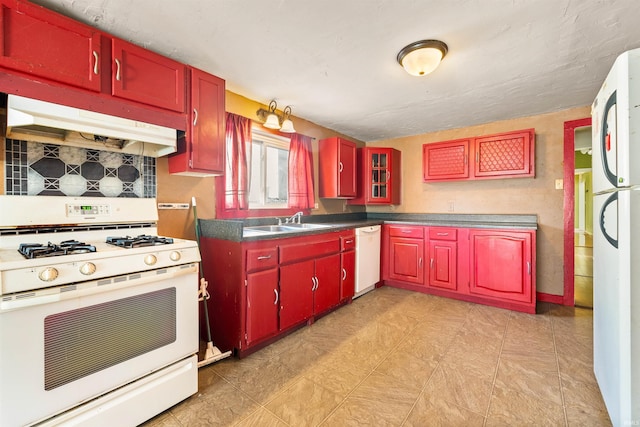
[256,100,296,133]
[397,39,448,76]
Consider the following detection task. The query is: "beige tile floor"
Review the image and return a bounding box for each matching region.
[143,287,611,426]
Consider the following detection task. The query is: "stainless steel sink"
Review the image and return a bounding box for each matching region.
[245,225,298,232]
[243,223,332,236]
[281,223,331,229]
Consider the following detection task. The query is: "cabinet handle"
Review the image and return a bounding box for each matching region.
[339,161,343,172]
[401,230,412,234]
[527,261,531,275]
[311,277,316,291]
[257,255,272,260]
[342,268,347,281]
[464,154,468,165]
[345,239,354,244]
[314,276,319,291]
[430,258,434,269]
[386,170,390,182]
[115,58,121,81]
[92,51,99,75]
[419,257,423,268]
[193,108,198,126]
[476,151,479,163]
[273,289,279,305]
[436,232,449,236]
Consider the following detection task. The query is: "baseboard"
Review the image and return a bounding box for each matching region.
[536,292,564,305]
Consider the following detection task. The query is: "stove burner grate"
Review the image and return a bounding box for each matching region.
[106,235,174,249]
[18,240,97,259]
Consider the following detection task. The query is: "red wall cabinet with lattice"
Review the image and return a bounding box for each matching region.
[423,139,470,181]
[423,129,535,182]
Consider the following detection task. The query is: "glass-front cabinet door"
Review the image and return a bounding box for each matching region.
[370,150,390,203]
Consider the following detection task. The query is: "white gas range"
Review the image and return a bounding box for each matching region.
[0,196,200,426]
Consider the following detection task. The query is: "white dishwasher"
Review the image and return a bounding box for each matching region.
[354,225,381,298]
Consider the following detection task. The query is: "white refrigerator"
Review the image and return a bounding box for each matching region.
[592,47,640,427]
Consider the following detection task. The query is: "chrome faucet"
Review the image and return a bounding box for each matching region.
[285,211,304,224]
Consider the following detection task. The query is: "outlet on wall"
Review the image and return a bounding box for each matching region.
[448,200,455,212]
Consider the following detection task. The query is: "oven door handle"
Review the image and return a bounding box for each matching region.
[0,264,198,312]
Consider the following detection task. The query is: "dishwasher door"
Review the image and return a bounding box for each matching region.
[355,225,381,298]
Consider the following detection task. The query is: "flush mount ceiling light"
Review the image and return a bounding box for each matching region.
[397,39,448,76]
[256,100,296,133]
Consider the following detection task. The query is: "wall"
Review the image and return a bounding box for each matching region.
[365,106,591,296]
[156,90,364,239]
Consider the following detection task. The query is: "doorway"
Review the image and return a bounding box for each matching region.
[563,118,593,307]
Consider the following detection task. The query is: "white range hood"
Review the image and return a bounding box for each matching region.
[6,95,177,157]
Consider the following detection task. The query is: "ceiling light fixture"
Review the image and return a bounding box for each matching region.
[256,100,296,133]
[397,39,448,76]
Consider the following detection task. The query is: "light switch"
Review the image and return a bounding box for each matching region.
[555,179,564,190]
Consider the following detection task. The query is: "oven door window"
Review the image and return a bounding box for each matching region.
[44,287,177,390]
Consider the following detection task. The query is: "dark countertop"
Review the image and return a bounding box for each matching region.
[198,212,537,242]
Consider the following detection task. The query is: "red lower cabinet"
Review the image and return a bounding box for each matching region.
[200,229,353,357]
[428,240,457,290]
[313,254,341,314]
[340,249,355,301]
[245,268,279,346]
[382,225,536,313]
[386,225,425,285]
[279,259,315,331]
[469,230,535,306]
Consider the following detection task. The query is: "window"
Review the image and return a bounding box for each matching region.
[248,129,290,209]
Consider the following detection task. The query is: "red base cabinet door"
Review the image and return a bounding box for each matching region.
[388,237,424,285]
[313,253,341,314]
[469,230,534,304]
[245,268,279,346]
[279,260,314,331]
[428,240,457,290]
[340,249,355,301]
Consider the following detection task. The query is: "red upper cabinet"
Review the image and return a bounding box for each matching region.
[319,137,357,198]
[473,129,534,178]
[423,139,470,181]
[0,0,101,91]
[423,129,535,182]
[350,147,401,205]
[111,38,185,112]
[169,68,225,175]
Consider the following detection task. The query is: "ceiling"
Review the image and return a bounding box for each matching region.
[32,0,640,142]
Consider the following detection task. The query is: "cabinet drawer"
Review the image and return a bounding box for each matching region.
[428,228,457,241]
[280,238,340,264]
[388,225,424,239]
[341,234,356,251]
[246,247,278,272]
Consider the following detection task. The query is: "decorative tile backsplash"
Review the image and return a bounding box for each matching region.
[4,139,156,197]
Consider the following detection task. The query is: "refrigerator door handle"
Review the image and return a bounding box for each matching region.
[599,191,618,249]
[600,90,618,188]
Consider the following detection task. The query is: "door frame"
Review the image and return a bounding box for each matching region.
[563,117,592,306]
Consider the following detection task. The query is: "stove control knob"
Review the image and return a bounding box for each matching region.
[80,262,96,276]
[38,267,59,282]
[144,254,158,266]
[170,251,181,262]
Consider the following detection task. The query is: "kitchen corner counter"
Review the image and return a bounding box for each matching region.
[371,213,538,230]
[198,213,537,242]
